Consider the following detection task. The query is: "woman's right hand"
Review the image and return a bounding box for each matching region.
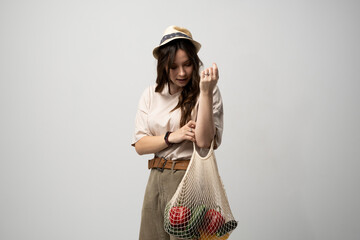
[168,120,196,144]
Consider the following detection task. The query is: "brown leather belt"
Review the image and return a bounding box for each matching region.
[148,157,190,171]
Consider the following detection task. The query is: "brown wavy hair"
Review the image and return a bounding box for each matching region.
[155,39,203,127]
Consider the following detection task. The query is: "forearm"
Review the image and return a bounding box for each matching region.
[195,91,215,148]
[134,135,168,155]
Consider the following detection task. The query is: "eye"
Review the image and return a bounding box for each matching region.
[184,62,192,67]
[170,65,177,70]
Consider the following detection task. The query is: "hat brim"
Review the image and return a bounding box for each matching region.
[153,37,201,59]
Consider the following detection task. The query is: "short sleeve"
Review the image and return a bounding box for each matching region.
[131,87,152,146]
[213,86,224,149]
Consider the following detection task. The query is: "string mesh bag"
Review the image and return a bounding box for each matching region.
[164,141,238,240]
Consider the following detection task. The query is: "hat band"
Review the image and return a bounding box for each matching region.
[159,32,192,44]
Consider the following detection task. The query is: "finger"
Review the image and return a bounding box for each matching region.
[186,131,195,137]
[187,136,196,142]
[209,67,214,78]
[212,63,219,78]
[205,68,210,77]
[187,120,196,127]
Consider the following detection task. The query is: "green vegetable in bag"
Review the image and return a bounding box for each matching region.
[186,204,207,232]
[216,220,238,237]
[165,204,206,239]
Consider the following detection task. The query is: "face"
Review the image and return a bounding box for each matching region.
[168,49,193,94]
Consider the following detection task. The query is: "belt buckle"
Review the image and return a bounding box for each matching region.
[157,157,168,172]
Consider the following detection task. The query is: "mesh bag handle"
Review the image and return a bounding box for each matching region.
[164,141,238,239]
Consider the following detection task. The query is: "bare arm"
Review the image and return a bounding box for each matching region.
[134,120,197,155]
[195,63,219,148]
[134,135,168,155]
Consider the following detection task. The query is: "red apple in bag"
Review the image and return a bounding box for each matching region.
[169,206,191,227]
[203,209,225,234]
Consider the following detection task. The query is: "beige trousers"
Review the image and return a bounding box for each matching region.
[139,168,186,240]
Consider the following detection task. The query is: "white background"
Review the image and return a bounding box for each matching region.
[1,0,359,239]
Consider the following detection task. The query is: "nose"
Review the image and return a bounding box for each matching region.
[178,67,185,77]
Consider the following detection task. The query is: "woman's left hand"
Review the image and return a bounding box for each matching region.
[200,63,219,94]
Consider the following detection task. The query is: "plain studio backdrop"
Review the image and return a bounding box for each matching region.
[0,0,359,239]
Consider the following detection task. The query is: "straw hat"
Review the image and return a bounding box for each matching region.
[152,25,201,59]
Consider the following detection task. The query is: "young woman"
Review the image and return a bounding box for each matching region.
[132,25,224,240]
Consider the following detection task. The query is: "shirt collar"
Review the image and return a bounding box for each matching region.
[161,83,182,97]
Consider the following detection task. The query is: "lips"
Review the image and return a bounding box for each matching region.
[177,78,187,82]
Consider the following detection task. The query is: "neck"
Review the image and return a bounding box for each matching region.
[168,82,182,95]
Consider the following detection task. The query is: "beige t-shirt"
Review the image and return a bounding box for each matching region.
[132,84,223,160]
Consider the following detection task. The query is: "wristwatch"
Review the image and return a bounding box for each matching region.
[164,131,173,146]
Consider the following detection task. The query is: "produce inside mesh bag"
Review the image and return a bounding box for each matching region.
[164,142,238,239]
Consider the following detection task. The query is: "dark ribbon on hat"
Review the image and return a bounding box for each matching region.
[159,32,192,44]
